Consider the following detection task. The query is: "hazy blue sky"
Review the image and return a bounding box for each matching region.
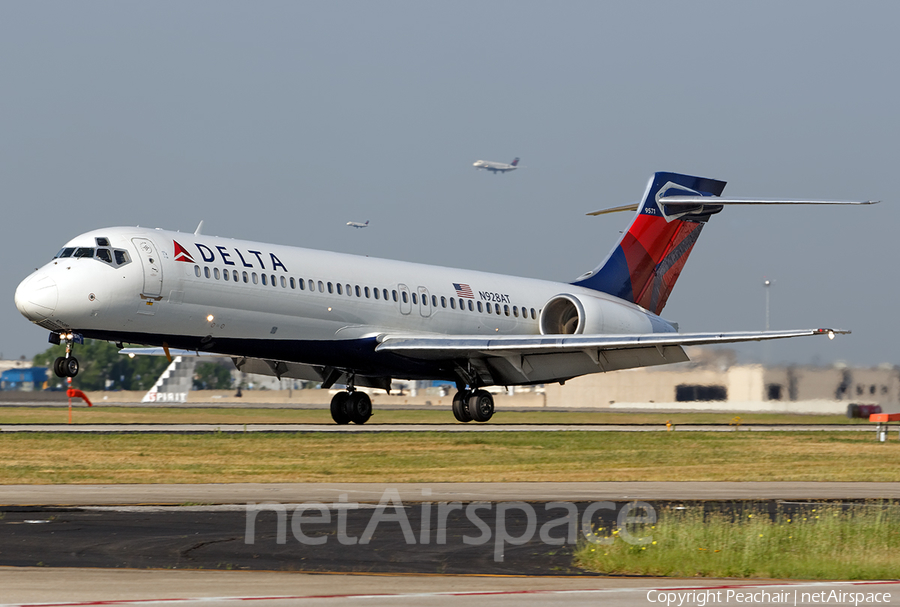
[2,1,896,367]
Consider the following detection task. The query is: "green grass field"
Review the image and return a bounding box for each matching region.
[1,431,898,484]
[576,502,900,579]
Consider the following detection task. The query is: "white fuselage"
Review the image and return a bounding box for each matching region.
[15,226,671,381]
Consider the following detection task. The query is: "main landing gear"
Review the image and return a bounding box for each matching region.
[451,389,495,423]
[330,390,373,425]
[51,332,80,378]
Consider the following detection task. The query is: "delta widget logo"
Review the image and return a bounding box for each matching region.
[173,241,195,263]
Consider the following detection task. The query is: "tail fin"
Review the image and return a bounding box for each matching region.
[572,172,725,315]
[511,157,520,166]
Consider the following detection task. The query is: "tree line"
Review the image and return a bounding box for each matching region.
[33,341,233,391]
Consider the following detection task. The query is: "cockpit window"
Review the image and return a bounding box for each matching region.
[54,239,131,267]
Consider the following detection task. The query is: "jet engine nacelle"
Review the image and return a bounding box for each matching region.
[539,293,659,335]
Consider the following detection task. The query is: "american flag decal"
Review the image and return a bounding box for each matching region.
[453,283,474,298]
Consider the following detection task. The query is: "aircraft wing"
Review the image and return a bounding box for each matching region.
[375,328,847,385]
[120,328,846,390]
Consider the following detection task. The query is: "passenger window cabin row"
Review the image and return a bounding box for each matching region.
[192,265,537,320]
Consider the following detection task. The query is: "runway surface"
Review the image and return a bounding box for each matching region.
[4,568,897,606]
[4,481,900,506]
[0,422,881,433]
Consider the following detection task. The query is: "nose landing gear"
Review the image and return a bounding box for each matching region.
[50,332,81,378]
[54,355,79,378]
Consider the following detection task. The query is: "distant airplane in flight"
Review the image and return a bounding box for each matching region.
[14,172,874,425]
[473,157,519,173]
[346,220,369,229]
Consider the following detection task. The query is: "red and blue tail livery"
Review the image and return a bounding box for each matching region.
[573,172,725,315]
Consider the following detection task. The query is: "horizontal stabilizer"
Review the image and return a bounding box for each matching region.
[588,197,878,215]
[586,203,640,216]
[658,196,879,206]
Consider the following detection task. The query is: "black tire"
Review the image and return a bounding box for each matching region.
[467,389,494,422]
[53,357,66,378]
[452,391,472,422]
[330,392,351,424]
[347,392,373,425]
[64,357,79,378]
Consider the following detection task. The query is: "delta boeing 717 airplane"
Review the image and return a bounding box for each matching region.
[14,172,874,424]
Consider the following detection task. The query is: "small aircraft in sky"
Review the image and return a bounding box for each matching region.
[473,157,519,173]
[15,172,874,426]
[346,220,369,229]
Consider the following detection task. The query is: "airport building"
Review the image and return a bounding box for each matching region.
[543,348,900,414]
[0,366,48,392]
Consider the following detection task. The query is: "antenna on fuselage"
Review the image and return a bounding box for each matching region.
[194,221,204,236]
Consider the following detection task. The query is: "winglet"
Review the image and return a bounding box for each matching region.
[814,328,850,340]
[194,220,204,235]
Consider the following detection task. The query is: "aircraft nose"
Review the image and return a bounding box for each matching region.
[15,273,58,321]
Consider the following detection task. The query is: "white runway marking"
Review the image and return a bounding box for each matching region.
[4,580,899,607]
